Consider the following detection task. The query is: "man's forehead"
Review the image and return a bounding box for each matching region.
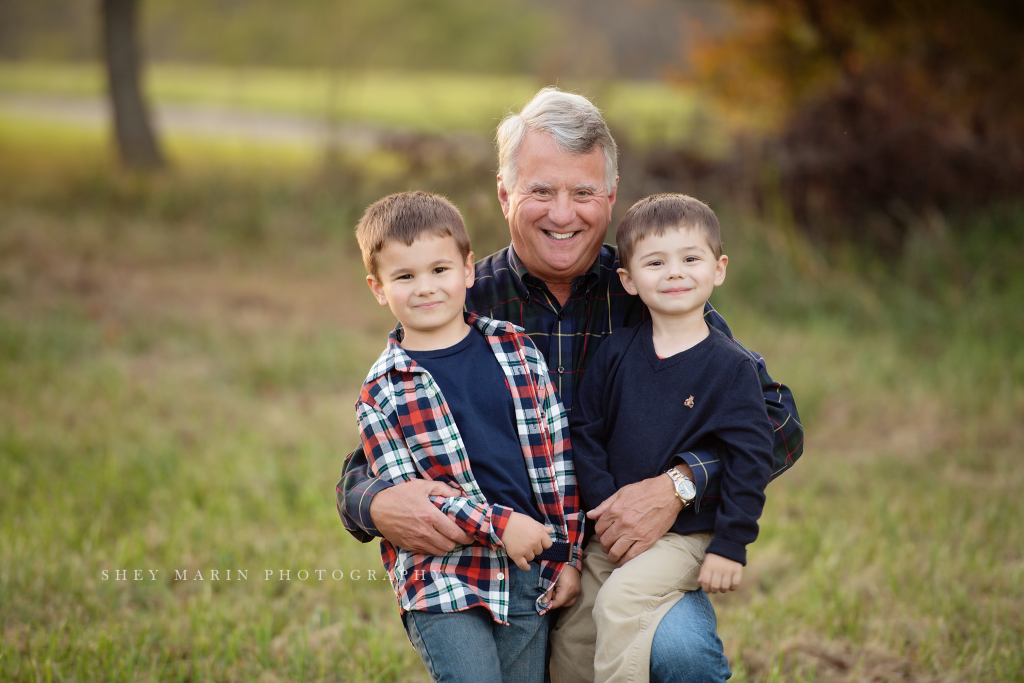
[515,131,607,186]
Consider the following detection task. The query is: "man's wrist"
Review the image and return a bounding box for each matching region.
[362,478,396,536]
[673,463,694,481]
[658,473,686,512]
[665,467,696,508]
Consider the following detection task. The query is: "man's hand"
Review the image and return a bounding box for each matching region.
[369,480,473,555]
[502,511,553,571]
[588,466,692,566]
[543,566,580,610]
[698,553,742,594]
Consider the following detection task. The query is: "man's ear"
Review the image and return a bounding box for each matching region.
[616,267,638,296]
[497,175,511,219]
[463,251,475,288]
[366,275,389,307]
[714,255,728,287]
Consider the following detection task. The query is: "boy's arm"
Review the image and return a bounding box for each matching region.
[357,398,513,550]
[528,340,586,571]
[704,360,776,565]
[697,303,804,504]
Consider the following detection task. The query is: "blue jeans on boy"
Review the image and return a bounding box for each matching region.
[403,564,549,683]
[650,590,732,682]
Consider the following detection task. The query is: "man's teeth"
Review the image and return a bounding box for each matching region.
[547,231,577,240]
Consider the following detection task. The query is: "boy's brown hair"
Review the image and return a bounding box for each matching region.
[355,191,471,279]
[616,193,722,269]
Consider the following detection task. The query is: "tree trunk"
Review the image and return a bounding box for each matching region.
[101,0,165,170]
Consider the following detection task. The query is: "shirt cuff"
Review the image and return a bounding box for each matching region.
[488,504,514,547]
[672,451,720,513]
[706,537,747,566]
[348,477,394,539]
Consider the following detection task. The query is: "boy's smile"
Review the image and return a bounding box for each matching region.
[366,234,475,351]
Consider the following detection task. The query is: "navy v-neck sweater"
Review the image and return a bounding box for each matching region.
[570,320,773,565]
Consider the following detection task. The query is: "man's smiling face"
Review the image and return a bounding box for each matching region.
[498,130,617,287]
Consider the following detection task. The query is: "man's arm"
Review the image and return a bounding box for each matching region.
[338,413,472,555]
[336,443,389,543]
[356,399,499,551]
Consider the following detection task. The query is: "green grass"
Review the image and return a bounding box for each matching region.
[0,121,1021,681]
[0,61,719,151]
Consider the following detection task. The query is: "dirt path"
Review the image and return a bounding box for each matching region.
[0,92,490,159]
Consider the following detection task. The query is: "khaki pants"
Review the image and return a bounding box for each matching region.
[550,533,711,683]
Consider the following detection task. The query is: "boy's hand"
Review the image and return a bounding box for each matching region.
[698,553,743,594]
[543,566,580,610]
[502,512,553,571]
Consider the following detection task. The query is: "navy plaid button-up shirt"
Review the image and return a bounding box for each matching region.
[338,244,804,540]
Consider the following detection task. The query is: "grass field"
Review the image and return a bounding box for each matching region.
[0,104,1022,682]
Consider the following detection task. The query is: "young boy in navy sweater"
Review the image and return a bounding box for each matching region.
[353,191,583,683]
[561,194,774,683]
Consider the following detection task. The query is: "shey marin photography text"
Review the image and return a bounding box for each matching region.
[99,568,426,582]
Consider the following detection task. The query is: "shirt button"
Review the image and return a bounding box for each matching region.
[557,366,564,374]
[496,572,505,580]
[557,314,563,321]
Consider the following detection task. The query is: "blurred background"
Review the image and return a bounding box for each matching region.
[1,1,1021,681]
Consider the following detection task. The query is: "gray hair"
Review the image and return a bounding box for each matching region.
[496,87,618,193]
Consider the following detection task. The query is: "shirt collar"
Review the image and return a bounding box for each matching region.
[507,243,608,301]
[366,313,517,382]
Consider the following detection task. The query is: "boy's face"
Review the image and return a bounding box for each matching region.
[367,233,474,338]
[617,225,727,318]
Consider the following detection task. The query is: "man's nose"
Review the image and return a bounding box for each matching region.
[547,191,577,227]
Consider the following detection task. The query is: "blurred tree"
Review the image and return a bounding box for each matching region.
[686,0,1024,246]
[102,0,165,170]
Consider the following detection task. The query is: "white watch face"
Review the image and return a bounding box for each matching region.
[679,479,696,500]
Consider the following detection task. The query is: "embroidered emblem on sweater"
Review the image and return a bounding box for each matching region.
[684,395,695,408]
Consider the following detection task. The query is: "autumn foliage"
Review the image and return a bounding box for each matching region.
[686,0,1024,246]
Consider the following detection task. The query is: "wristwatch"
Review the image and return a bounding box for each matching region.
[665,467,696,507]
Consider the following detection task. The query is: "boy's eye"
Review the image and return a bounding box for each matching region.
[647,260,663,267]
[685,256,698,263]
[433,266,448,274]
[397,274,413,280]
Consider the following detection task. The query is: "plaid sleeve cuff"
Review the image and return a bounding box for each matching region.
[345,476,394,540]
[673,450,720,513]
[488,504,514,547]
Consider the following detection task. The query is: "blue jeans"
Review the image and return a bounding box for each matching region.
[649,590,732,682]
[403,564,549,683]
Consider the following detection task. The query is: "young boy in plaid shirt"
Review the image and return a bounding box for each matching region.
[354,191,584,683]
[553,194,774,683]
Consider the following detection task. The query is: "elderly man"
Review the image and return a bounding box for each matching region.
[337,88,803,682]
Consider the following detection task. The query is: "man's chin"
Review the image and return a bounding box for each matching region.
[537,239,599,271]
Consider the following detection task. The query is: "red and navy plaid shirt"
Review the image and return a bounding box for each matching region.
[356,313,584,624]
[339,244,804,537]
